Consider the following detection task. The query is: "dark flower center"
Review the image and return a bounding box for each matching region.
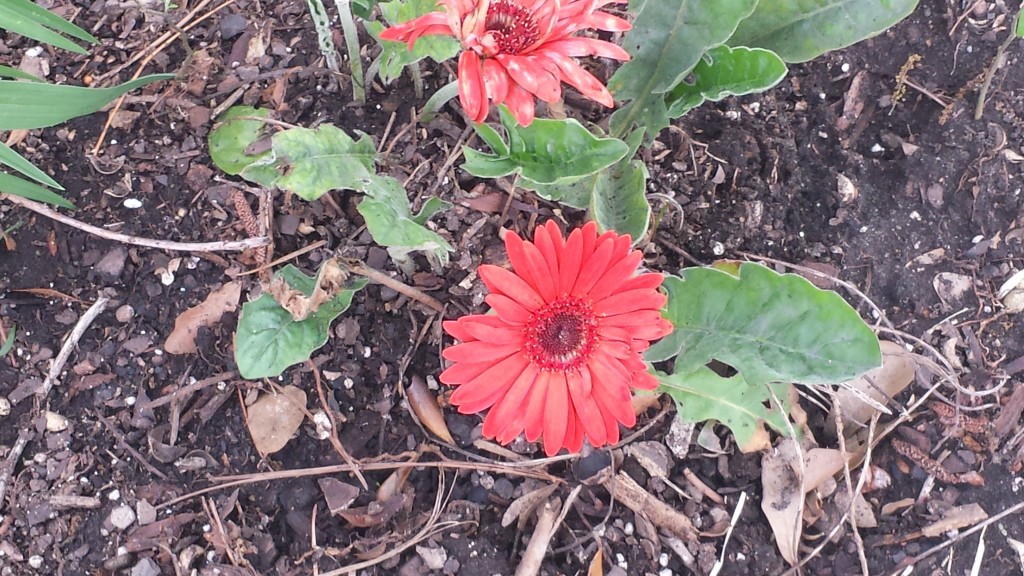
[485,0,539,54]
[524,296,598,372]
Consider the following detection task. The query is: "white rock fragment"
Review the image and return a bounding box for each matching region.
[28,555,43,569]
[0,397,10,417]
[110,505,136,530]
[123,198,143,209]
[44,410,68,432]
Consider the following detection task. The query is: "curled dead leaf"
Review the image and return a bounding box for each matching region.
[406,375,454,443]
[164,281,242,354]
[267,258,348,321]
[334,494,408,528]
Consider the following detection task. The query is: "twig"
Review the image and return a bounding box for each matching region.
[975,10,1021,120]
[342,259,445,313]
[514,498,562,576]
[309,360,368,489]
[3,194,269,252]
[709,492,747,576]
[142,371,236,410]
[0,295,110,509]
[93,410,169,481]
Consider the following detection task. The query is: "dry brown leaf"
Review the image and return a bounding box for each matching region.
[334,494,408,528]
[405,375,454,443]
[920,503,987,538]
[246,385,307,456]
[802,449,846,493]
[164,282,242,354]
[318,477,359,514]
[761,438,803,566]
[267,258,348,321]
[501,484,558,529]
[833,340,918,430]
[587,546,604,576]
[377,453,418,502]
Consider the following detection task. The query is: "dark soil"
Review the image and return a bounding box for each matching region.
[2,0,1024,575]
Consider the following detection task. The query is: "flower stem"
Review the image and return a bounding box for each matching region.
[333,0,365,103]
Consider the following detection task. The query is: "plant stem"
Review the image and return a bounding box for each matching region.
[333,0,365,103]
[975,9,1021,120]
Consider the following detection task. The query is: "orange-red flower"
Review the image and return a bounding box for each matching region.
[440,221,673,456]
[379,0,631,126]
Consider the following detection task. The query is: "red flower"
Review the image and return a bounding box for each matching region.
[440,221,673,456]
[379,0,631,126]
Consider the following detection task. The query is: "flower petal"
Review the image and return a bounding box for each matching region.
[479,264,545,309]
[443,340,520,363]
[542,371,569,456]
[450,353,531,413]
[557,225,585,295]
[486,293,534,324]
[588,249,643,302]
[523,370,551,442]
[503,83,536,126]
[568,368,607,447]
[482,58,511,104]
[482,362,540,440]
[458,51,488,123]
[594,289,667,317]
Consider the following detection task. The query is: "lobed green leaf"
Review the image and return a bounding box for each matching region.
[648,262,881,385]
[269,125,377,200]
[728,0,920,63]
[462,107,629,184]
[657,366,791,452]
[608,0,758,138]
[665,45,788,118]
[234,265,367,379]
[356,175,453,265]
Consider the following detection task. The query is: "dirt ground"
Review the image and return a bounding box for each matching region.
[1,0,1024,574]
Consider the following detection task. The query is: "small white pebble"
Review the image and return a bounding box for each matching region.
[870,143,885,153]
[362,347,372,359]
[859,226,868,233]
[841,62,850,73]
[123,198,143,209]
[724,110,740,121]
[28,555,43,569]
[615,553,627,569]
[818,131,828,139]
[909,211,921,221]
[343,377,354,390]
[202,524,212,533]
[659,570,673,576]
[0,398,10,417]
[972,235,985,243]
[125,396,137,406]
[711,241,725,256]
[659,552,670,567]
[623,522,634,536]
[108,489,121,501]
[818,92,826,100]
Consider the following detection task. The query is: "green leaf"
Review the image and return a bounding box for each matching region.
[352,0,378,19]
[0,323,15,358]
[657,366,791,452]
[269,125,377,200]
[608,0,758,138]
[0,66,43,81]
[0,0,98,54]
[0,172,74,208]
[589,158,650,241]
[368,0,460,84]
[1016,9,1023,37]
[0,141,61,188]
[0,74,174,130]
[462,107,629,184]
[208,106,272,175]
[522,130,645,214]
[728,0,920,63]
[665,45,788,118]
[648,262,881,385]
[234,265,367,379]
[356,175,453,265]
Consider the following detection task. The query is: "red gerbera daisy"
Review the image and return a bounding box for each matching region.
[440,221,673,456]
[379,0,631,126]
